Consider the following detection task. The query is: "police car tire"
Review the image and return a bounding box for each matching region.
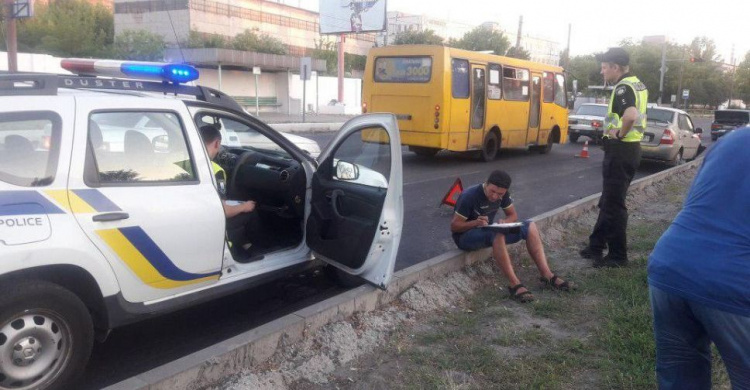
[569,135,579,143]
[0,280,93,390]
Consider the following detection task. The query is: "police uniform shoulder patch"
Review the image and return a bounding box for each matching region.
[616,86,627,96]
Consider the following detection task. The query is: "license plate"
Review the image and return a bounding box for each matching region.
[396,114,412,121]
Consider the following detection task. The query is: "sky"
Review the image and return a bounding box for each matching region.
[288,0,749,64]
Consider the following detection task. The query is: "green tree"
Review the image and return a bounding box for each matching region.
[566,54,599,93]
[448,26,510,55]
[308,39,364,76]
[734,52,750,105]
[310,39,337,74]
[232,30,287,55]
[186,31,229,49]
[111,30,165,61]
[505,46,530,60]
[2,0,113,57]
[392,29,444,45]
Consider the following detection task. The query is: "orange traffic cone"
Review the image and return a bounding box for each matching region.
[575,140,590,158]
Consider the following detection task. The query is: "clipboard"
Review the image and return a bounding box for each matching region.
[479,222,523,232]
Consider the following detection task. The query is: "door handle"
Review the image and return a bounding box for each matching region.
[92,212,130,222]
[329,189,345,219]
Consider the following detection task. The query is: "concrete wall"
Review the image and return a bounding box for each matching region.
[115,10,191,43]
[197,68,277,97]
[290,73,362,115]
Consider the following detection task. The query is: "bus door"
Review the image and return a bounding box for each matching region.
[467,64,487,149]
[527,73,542,145]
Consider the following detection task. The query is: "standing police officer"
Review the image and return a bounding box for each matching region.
[580,47,648,267]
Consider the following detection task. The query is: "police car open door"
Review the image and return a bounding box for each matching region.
[306,114,403,289]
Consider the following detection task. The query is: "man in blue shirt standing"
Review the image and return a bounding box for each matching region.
[451,170,574,302]
[648,128,750,389]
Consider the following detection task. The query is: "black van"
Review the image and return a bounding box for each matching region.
[711,109,750,141]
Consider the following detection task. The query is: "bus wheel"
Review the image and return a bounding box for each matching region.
[410,146,439,157]
[480,132,499,162]
[539,132,554,154]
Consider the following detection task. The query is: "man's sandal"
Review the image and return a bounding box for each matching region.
[508,284,535,303]
[539,274,576,291]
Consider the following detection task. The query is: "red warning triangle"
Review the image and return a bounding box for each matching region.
[441,178,463,207]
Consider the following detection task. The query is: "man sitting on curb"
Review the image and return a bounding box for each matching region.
[450,170,575,302]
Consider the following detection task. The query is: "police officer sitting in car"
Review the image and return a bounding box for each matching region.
[199,125,258,256]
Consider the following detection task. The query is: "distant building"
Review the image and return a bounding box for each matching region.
[481,21,561,66]
[114,0,377,57]
[379,11,474,45]
[34,0,113,9]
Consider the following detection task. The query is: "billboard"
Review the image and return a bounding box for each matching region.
[319,0,387,34]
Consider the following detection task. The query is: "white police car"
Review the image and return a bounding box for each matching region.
[0,59,403,389]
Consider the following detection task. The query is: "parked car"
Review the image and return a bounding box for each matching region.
[710,109,750,141]
[641,107,703,166]
[567,103,607,143]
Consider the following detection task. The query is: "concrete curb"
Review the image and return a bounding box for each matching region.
[104,158,702,390]
[268,122,343,133]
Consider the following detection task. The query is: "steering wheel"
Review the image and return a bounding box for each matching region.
[229,150,260,198]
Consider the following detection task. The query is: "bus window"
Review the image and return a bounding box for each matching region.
[488,64,502,100]
[503,67,529,101]
[452,59,470,98]
[554,74,567,107]
[471,67,486,129]
[374,57,432,83]
[543,72,555,103]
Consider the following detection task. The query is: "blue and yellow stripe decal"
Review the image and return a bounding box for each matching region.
[45,189,122,214]
[0,191,65,216]
[97,226,220,289]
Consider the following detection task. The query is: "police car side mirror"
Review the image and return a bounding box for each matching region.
[335,160,359,181]
[153,135,170,153]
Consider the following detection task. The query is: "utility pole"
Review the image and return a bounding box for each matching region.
[338,34,344,103]
[658,41,666,105]
[565,23,571,69]
[728,44,736,108]
[676,53,686,109]
[516,15,523,48]
[4,0,18,72]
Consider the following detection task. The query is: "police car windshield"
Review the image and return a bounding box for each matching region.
[576,105,607,117]
[647,109,673,124]
[203,116,292,158]
[0,112,61,187]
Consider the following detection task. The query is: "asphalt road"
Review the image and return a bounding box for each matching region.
[82,119,711,389]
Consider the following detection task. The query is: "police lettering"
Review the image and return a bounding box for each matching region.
[0,217,44,227]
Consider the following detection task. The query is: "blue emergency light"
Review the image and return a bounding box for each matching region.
[62,59,200,84]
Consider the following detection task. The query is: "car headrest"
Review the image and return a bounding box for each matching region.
[124,130,153,156]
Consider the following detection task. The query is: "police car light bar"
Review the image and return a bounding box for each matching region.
[60,59,199,84]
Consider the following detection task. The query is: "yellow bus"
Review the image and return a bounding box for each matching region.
[362,45,569,161]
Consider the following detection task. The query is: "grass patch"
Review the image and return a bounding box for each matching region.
[377,170,729,389]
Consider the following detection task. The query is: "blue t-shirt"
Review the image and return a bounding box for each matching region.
[648,128,750,316]
[452,184,513,241]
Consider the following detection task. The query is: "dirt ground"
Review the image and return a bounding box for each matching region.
[212,166,730,390]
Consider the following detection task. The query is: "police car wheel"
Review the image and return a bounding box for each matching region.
[0,281,93,390]
[569,135,579,143]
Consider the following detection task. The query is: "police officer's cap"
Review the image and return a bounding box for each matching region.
[597,47,629,66]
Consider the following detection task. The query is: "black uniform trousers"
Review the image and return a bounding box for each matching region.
[589,139,641,260]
